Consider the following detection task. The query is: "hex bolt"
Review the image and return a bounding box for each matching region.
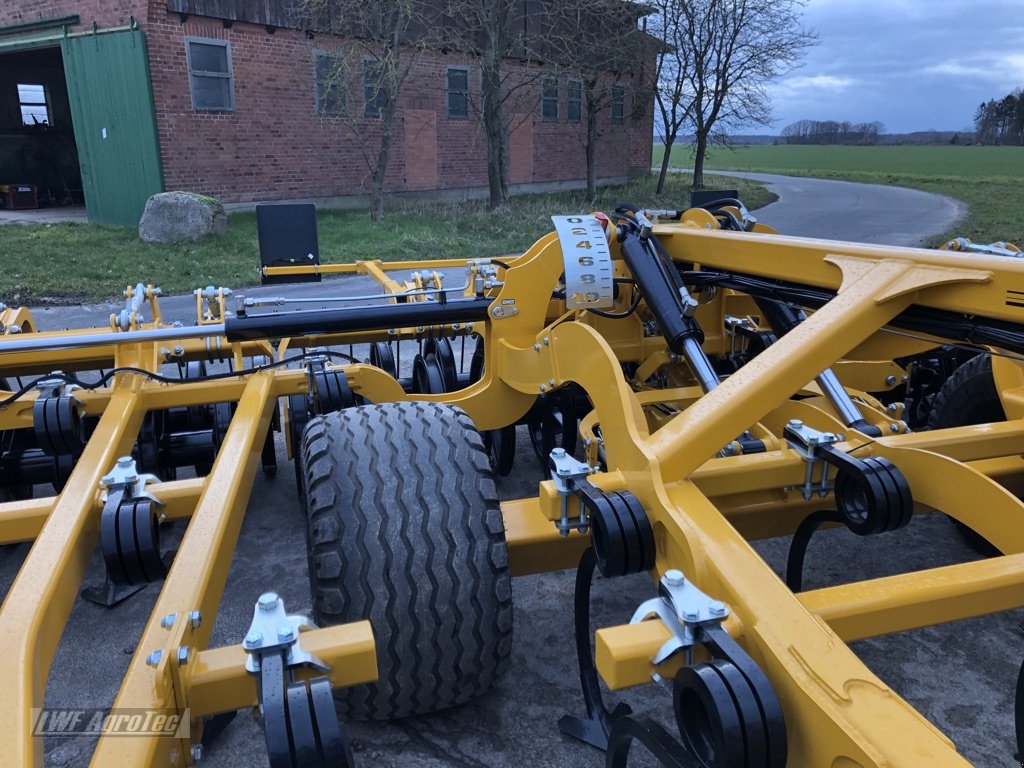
[887,403,898,412]
[787,419,803,429]
[663,569,685,587]
[173,345,185,356]
[889,423,900,433]
[160,613,177,629]
[491,306,505,318]
[277,626,295,642]
[244,631,263,647]
[540,384,547,392]
[885,375,898,386]
[177,646,191,666]
[533,343,540,351]
[683,609,700,622]
[257,592,280,612]
[709,601,727,617]
[191,744,203,762]
[146,650,163,667]
[551,448,567,458]
[548,379,556,387]
[542,337,550,346]
[116,456,134,469]
[189,611,202,629]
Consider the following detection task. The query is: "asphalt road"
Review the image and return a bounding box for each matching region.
[707,170,965,246]
[4,178,1017,768]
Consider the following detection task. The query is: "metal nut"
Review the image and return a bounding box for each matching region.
[663,569,685,587]
[188,611,202,629]
[244,631,263,647]
[257,592,280,612]
[885,375,898,386]
[277,626,295,642]
[177,647,191,666]
[491,306,505,318]
[146,650,162,667]
[709,601,727,617]
[787,419,803,429]
[160,613,177,629]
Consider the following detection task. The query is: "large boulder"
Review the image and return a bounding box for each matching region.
[138,191,227,243]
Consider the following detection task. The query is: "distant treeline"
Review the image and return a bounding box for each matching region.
[975,90,1024,145]
[780,119,884,145]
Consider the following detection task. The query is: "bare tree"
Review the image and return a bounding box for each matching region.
[647,0,693,193]
[665,0,815,188]
[301,0,440,220]
[545,0,654,199]
[441,0,554,209]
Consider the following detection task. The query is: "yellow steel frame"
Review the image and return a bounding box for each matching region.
[1,220,1022,766]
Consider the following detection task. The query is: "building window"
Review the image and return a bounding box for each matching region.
[567,79,581,124]
[18,84,50,126]
[364,59,386,118]
[541,76,558,122]
[314,53,346,115]
[447,67,469,119]
[185,38,234,111]
[611,84,624,124]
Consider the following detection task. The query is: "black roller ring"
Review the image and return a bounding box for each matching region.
[260,653,292,768]
[834,464,884,536]
[607,492,645,577]
[286,680,321,767]
[184,361,209,426]
[862,457,902,533]
[424,337,458,392]
[132,501,167,582]
[710,659,768,768]
[412,354,447,395]
[620,491,656,573]
[482,424,516,476]
[369,341,397,378]
[314,370,355,413]
[673,662,746,768]
[34,396,84,457]
[309,677,354,768]
[873,457,914,531]
[469,336,485,383]
[589,494,629,578]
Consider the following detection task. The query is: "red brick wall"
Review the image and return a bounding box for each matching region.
[2,1,654,205]
[0,1,144,31]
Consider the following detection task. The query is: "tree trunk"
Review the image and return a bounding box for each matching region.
[370,109,395,221]
[585,100,598,199]
[482,63,508,210]
[692,133,708,189]
[656,136,675,193]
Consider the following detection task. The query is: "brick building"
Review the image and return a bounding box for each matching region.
[0,1,654,226]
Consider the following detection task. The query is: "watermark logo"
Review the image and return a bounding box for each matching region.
[31,708,190,738]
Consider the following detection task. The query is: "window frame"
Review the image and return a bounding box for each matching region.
[610,84,624,124]
[541,75,559,122]
[363,58,387,118]
[566,78,582,124]
[313,51,347,116]
[446,66,470,120]
[184,36,235,112]
[17,83,51,127]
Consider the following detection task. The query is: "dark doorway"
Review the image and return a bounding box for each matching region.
[0,46,83,209]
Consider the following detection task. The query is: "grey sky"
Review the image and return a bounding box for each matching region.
[764,0,1024,134]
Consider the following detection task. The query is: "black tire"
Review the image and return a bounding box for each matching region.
[301,401,513,720]
[926,353,1005,430]
[927,354,1006,555]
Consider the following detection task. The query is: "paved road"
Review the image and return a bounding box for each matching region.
[3,179,1018,768]
[707,170,965,246]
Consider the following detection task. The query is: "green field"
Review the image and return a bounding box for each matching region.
[0,172,773,303]
[655,144,1024,246]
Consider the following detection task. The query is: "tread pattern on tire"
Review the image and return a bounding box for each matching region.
[301,401,513,720]
[926,354,1006,555]
[926,353,1005,430]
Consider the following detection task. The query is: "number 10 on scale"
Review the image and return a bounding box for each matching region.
[551,215,616,310]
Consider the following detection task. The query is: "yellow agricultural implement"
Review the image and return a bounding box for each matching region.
[1,199,1023,767]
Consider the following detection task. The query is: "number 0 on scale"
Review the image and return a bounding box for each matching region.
[551,215,615,310]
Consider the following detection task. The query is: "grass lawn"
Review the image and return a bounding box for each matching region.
[0,173,772,304]
[654,143,1024,247]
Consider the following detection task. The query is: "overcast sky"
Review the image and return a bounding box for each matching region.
[763,0,1024,134]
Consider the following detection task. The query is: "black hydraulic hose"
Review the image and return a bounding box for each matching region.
[224,297,493,342]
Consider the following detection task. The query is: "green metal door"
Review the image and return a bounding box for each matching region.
[62,28,163,227]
